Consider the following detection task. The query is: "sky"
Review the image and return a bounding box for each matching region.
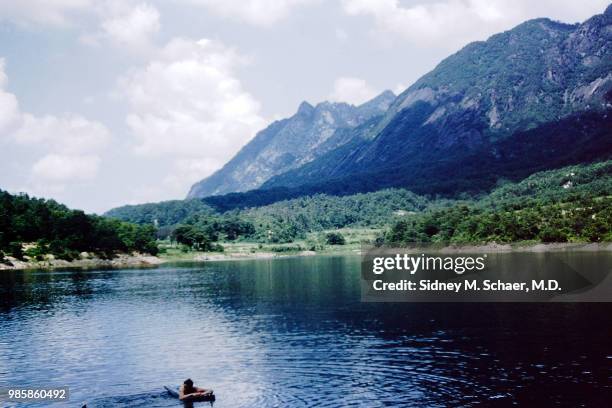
[0,0,608,213]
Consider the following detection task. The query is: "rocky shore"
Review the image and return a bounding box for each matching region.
[0,252,165,271]
[2,242,609,271]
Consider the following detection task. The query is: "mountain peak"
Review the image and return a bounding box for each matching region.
[379,89,396,98]
[297,101,315,115]
[187,92,393,198]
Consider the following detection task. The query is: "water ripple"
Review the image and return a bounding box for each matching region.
[1,257,610,407]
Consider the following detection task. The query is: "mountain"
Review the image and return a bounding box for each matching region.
[197,110,608,211]
[261,6,612,196]
[187,90,396,198]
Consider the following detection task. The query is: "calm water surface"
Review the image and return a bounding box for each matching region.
[0,255,610,407]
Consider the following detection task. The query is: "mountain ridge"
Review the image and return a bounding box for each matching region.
[262,6,611,192]
[164,5,610,213]
[187,90,396,198]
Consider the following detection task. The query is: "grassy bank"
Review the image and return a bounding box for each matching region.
[159,226,612,264]
[159,228,381,261]
[3,232,610,270]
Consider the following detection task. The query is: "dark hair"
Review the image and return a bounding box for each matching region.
[184,379,194,387]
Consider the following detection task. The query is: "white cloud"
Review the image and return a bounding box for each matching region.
[0,62,21,139]
[0,90,19,133]
[0,1,160,54]
[118,37,266,194]
[79,1,160,53]
[328,77,378,105]
[340,0,611,49]
[0,61,20,134]
[31,154,100,181]
[87,0,161,51]
[101,2,159,49]
[14,113,110,154]
[0,0,92,27]
[181,0,317,26]
[0,59,110,187]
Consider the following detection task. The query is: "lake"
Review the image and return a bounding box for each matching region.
[0,255,610,407]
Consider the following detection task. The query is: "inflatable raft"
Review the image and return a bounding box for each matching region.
[164,386,215,402]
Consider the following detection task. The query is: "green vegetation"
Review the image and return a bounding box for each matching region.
[325,232,346,245]
[0,190,158,263]
[385,161,612,245]
[105,161,611,250]
[171,224,224,252]
[414,18,582,133]
[159,228,377,260]
[105,199,214,228]
[480,161,612,209]
[240,189,427,234]
[385,198,611,244]
[108,189,428,247]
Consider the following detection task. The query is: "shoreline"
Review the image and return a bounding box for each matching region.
[1,242,610,271]
[397,242,612,253]
[0,252,165,271]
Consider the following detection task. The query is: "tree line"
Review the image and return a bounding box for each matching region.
[0,190,158,263]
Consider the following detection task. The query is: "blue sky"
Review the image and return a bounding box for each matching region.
[0,0,608,213]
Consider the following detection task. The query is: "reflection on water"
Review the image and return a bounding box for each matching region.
[0,255,610,407]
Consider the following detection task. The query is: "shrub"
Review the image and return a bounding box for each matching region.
[325,232,346,245]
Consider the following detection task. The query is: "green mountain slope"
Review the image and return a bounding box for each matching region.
[261,6,612,200]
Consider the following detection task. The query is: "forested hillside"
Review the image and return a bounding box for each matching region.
[386,197,611,244]
[386,161,612,244]
[105,199,215,229]
[0,191,158,263]
[110,189,430,246]
[106,161,612,247]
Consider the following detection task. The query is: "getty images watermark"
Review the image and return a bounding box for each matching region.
[361,243,612,302]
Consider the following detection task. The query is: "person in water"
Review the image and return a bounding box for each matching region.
[179,378,213,401]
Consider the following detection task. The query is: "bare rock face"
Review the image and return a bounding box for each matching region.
[187,91,395,198]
